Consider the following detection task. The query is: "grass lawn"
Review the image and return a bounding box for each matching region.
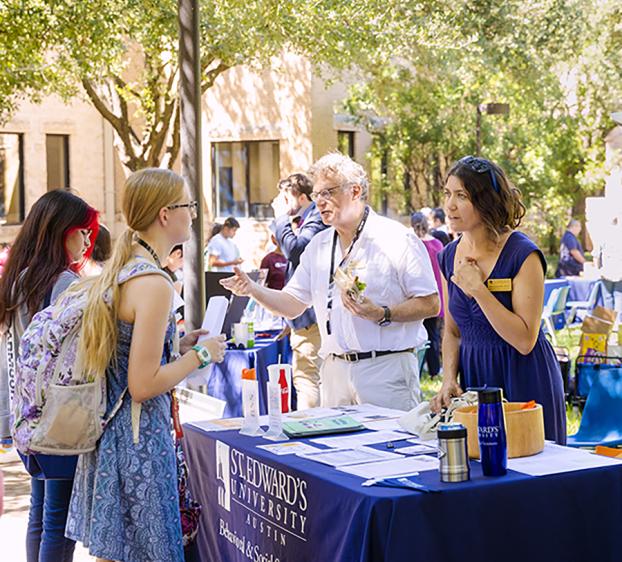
[419,322,585,436]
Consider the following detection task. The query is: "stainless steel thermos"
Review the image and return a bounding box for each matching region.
[437,423,470,482]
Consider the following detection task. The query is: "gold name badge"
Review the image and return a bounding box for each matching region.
[487,278,512,292]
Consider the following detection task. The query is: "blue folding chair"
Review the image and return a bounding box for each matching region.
[566,280,602,324]
[541,286,570,345]
[574,355,622,405]
[567,367,622,448]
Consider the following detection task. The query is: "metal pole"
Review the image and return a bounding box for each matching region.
[475,105,482,156]
[178,0,205,331]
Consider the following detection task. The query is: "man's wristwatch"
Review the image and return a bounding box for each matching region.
[378,306,392,327]
[192,345,212,369]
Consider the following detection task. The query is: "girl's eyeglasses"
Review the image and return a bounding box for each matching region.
[168,200,198,218]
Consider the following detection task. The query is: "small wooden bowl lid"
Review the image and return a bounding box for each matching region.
[452,402,545,459]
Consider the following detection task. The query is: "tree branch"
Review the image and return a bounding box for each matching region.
[201,62,229,94]
[142,60,179,166]
[82,77,141,170]
[163,101,181,169]
[112,75,141,145]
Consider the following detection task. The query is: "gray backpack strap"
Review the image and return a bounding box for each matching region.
[118,258,174,286]
[5,308,25,407]
[103,387,127,426]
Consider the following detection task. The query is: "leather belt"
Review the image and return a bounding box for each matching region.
[331,348,414,363]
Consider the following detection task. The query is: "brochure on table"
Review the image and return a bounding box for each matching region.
[508,442,622,476]
[186,296,229,384]
[298,447,403,467]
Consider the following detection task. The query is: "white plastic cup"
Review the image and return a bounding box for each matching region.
[233,323,248,347]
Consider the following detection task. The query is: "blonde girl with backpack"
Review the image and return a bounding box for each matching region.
[65,168,226,562]
[0,189,99,562]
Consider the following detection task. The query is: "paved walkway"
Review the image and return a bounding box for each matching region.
[0,448,92,561]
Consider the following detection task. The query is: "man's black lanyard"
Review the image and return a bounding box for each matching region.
[326,206,370,335]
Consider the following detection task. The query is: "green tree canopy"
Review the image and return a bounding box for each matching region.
[0,0,440,171]
[344,0,622,250]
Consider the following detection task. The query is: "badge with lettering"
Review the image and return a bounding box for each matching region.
[486,278,512,292]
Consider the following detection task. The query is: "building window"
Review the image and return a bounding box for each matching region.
[211,140,280,219]
[0,133,25,225]
[46,134,70,190]
[337,130,355,159]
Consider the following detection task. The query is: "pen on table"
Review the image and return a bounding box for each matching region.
[362,472,420,487]
[385,437,412,449]
[295,412,348,422]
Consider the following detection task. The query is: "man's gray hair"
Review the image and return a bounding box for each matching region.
[567,218,580,229]
[308,152,369,200]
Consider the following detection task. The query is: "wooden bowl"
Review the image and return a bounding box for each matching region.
[452,402,545,459]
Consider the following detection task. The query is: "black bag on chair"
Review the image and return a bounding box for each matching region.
[554,347,571,399]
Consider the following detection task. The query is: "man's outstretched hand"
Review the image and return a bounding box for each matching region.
[220,266,254,297]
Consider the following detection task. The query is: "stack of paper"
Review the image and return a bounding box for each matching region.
[338,455,439,479]
[298,447,403,467]
[311,430,409,449]
[508,442,622,476]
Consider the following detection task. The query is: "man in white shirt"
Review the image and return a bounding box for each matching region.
[599,213,622,326]
[205,217,243,272]
[221,153,439,411]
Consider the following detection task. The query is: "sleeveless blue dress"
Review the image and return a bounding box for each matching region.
[65,262,184,561]
[439,232,567,444]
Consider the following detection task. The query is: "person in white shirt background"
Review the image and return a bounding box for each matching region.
[599,212,622,327]
[205,216,243,272]
[222,152,439,411]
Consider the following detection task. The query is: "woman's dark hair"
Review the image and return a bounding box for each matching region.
[410,211,429,237]
[170,244,183,256]
[432,207,446,223]
[0,190,99,326]
[446,156,526,241]
[91,224,112,263]
[209,223,223,241]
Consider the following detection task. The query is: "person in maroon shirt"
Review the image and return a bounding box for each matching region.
[260,235,288,290]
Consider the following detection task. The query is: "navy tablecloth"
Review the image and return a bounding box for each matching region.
[183,423,622,562]
[206,333,293,418]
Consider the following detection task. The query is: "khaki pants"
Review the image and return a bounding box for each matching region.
[320,352,421,412]
[289,323,322,410]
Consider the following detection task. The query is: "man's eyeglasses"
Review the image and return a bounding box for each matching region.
[310,184,347,202]
[458,156,500,193]
[168,200,198,218]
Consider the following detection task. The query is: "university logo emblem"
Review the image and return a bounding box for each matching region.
[216,440,231,512]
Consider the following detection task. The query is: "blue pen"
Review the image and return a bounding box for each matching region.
[362,472,419,486]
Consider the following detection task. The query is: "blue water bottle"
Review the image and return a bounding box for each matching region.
[477,387,507,476]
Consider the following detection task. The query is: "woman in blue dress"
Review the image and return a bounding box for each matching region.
[430,156,566,444]
[65,168,227,561]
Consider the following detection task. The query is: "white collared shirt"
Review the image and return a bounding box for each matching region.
[283,210,438,357]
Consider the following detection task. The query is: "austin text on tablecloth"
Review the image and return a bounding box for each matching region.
[215,439,309,560]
